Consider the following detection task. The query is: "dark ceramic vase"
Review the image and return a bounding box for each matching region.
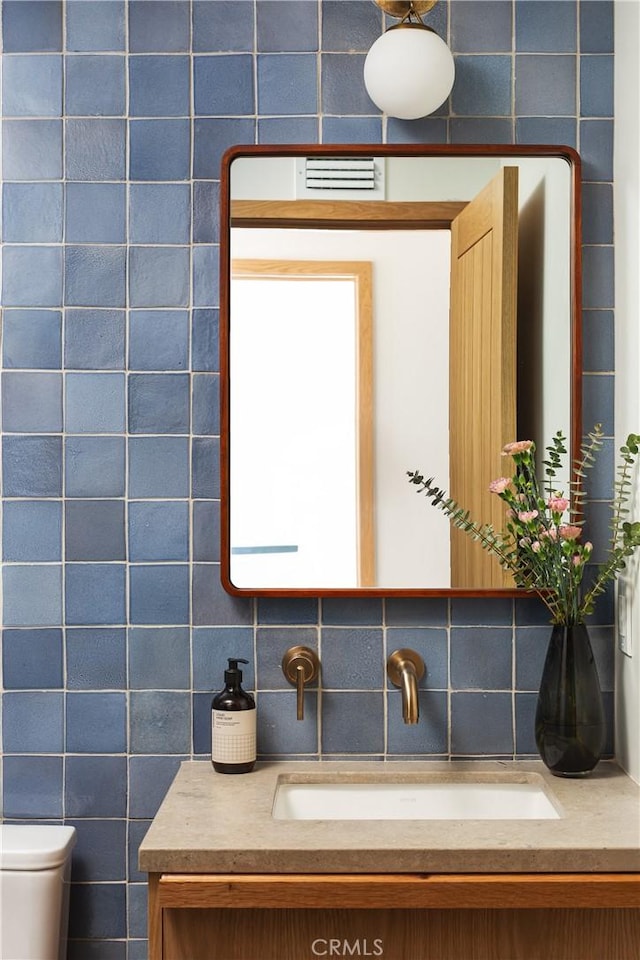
[534,622,606,777]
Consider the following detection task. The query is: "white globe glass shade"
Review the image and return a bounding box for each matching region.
[363,26,455,120]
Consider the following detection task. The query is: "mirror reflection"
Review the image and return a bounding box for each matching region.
[222,147,579,595]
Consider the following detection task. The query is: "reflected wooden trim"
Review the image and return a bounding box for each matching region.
[231,199,467,230]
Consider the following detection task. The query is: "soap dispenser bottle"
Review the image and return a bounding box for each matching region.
[211,658,256,774]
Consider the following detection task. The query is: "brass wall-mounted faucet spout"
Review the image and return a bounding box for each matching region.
[387,649,425,724]
[282,646,320,720]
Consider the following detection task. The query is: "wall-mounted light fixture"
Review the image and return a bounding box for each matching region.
[364,0,455,120]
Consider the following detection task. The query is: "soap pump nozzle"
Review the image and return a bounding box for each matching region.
[224,657,248,686]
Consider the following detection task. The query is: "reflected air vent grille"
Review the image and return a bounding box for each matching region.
[296,157,386,200]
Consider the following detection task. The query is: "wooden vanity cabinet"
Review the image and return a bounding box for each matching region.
[148,872,640,960]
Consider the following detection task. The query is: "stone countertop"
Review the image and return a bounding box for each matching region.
[138,760,640,875]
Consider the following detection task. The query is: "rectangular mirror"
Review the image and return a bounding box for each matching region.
[220,145,582,597]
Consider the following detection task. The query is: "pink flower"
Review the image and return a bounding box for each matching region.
[518,510,539,523]
[502,440,534,456]
[547,496,569,513]
[488,477,511,494]
[572,555,583,566]
[584,541,593,554]
[531,541,541,553]
[560,524,582,540]
[540,528,557,541]
[519,537,531,548]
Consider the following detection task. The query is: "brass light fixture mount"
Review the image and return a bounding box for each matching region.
[375,1,438,21]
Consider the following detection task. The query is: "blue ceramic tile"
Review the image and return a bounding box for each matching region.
[322,116,383,144]
[2,54,62,116]
[65,184,126,244]
[321,629,383,689]
[582,246,614,310]
[259,54,318,115]
[2,435,62,497]
[129,565,190,625]
[192,564,253,626]
[66,628,127,690]
[68,883,126,940]
[128,755,184,819]
[321,597,382,626]
[3,183,63,243]
[2,119,62,179]
[257,1,318,52]
[129,246,190,307]
[3,246,63,307]
[256,597,318,625]
[386,628,448,690]
[582,310,614,373]
[68,819,126,882]
[192,626,254,688]
[451,1,512,53]
[64,309,125,369]
[322,1,380,52]
[65,119,125,180]
[255,627,318,690]
[516,117,577,148]
[583,373,614,436]
[129,501,189,562]
[65,755,127,817]
[65,500,126,562]
[65,55,125,116]
[128,437,190,498]
[129,311,189,370]
[193,374,219,436]
[452,55,512,116]
[193,501,220,562]
[450,118,513,144]
[2,372,62,432]
[3,756,63,818]
[580,119,613,181]
[451,598,513,626]
[589,625,615,692]
[257,691,319,755]
[65,564,126,626]
[516,1,577,52]
[129,627,190,689]
[580,1,613,54]
[2,1,62,51]
[192,437,219,498]
[580,55,614,118]
[515,596,555,627]
[65,373,125,433]
[2,310,62,369]
[128,882,148,940]
[582,183,613,245]
[65,437,125,498]
[129,0,190,52]
[66,692,127,753]
[515,692,537,754]
[3,501,62,562]
[322,692,384,754]
[66,1,125,51]
[3,692,64,752]
[128,820,152,883]
[193,118,255,179]
[385,598,448,626]
[193,691,214,754]
[129,691,191,753]
[129,118,191,181]
[515,55,576,116]
[192,309,219,372]
[2,628,63,689]
[450,627,512,690]
[387,689,448,754]
[68,942,126,960]
[193,181,219,244]
[320,54,370,115]
[192,244,219,307]
[257,116,320,144]
[450,692,513,754]
[130,184,191,244]
[193,0,254,52]
[128,373,190,434]
[3,565,62,627]
[64,246,126,308]
[129,56,190,117]
[194,55,255,116]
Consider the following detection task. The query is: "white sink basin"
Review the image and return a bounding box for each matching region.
[272,777,561,821]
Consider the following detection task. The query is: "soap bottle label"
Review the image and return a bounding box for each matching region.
[211,710,256,764]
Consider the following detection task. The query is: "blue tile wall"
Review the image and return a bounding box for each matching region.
[0,1,615,955]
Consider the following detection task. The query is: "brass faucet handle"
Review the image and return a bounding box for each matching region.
[387,649,426,725]
[281,646,320,720]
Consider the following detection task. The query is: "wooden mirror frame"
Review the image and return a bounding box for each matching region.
[219,143,582,598]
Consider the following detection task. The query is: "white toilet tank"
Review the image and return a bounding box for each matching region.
[0,825,76,960]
